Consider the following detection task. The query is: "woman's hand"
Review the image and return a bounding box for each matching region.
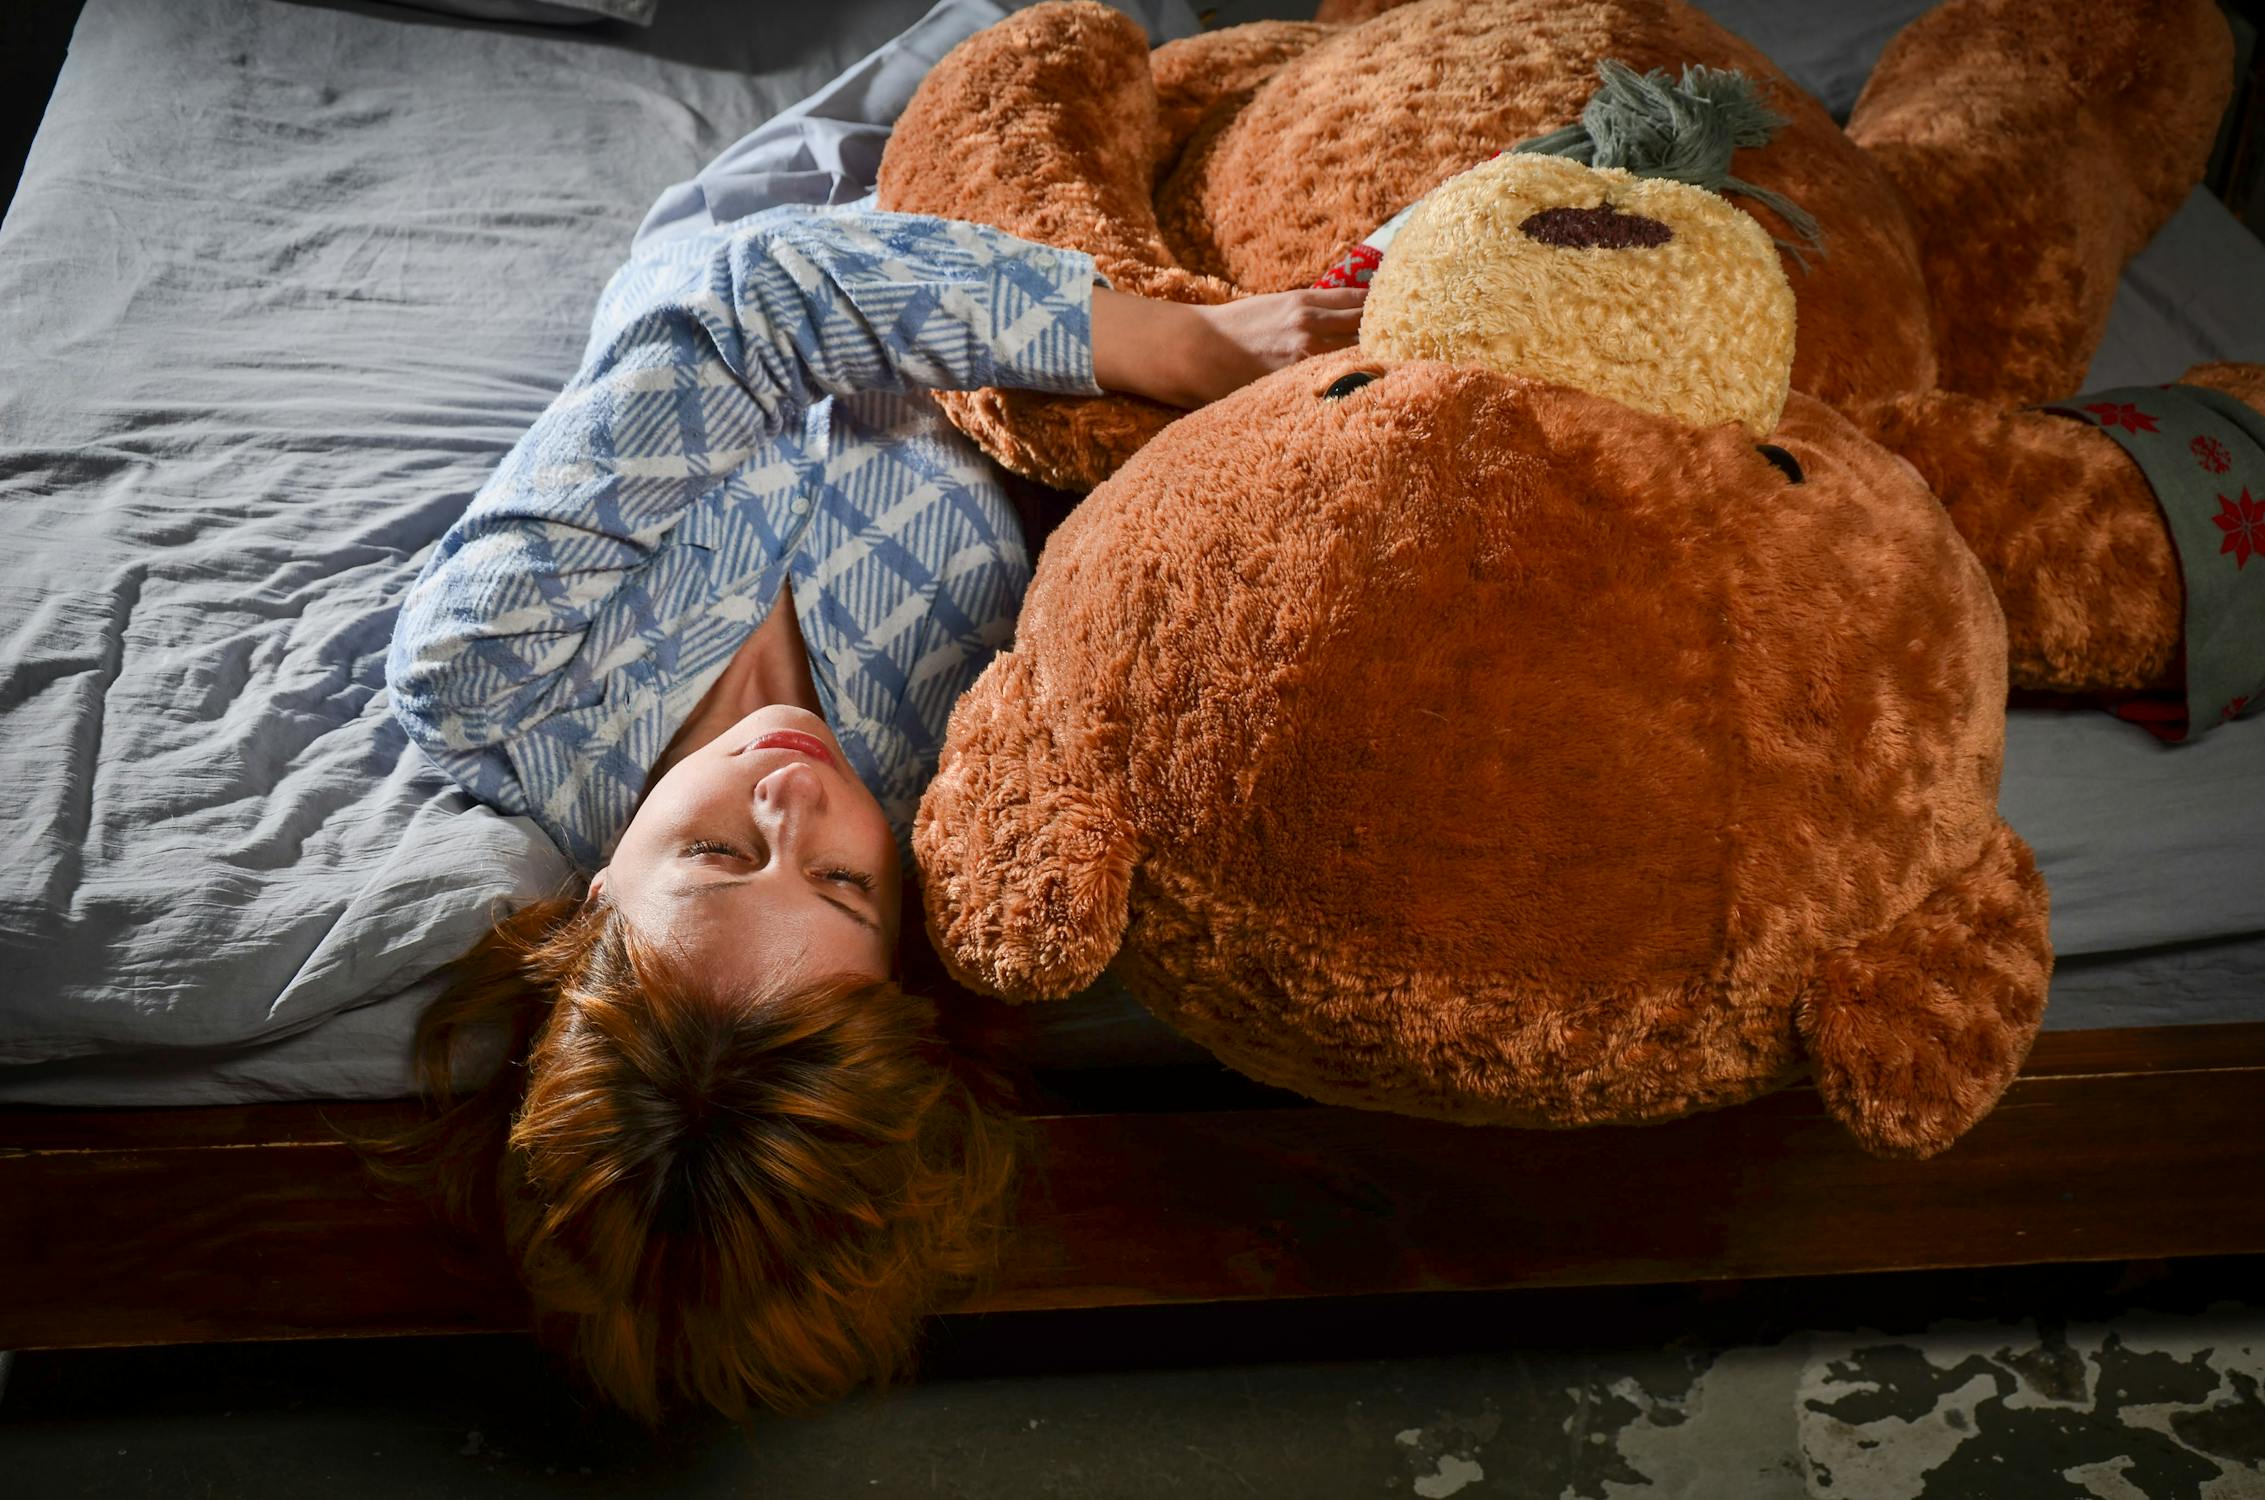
[1092,285,1366,410]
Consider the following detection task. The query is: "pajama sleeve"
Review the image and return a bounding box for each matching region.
[385,206,1099,819]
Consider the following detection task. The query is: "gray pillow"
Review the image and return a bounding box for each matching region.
[385,0,658,27]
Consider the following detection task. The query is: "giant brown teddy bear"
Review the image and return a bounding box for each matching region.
[874,0,2252,1156]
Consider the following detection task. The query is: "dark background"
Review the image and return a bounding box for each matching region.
[3,0,87,207]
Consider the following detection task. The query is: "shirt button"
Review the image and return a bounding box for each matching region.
[1031,251,1056,272]
[789,498,811,517]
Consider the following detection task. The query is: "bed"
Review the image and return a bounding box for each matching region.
[3,0,2262,1353]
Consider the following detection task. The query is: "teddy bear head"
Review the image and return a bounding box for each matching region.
[916,150,2050,1154]
[880,0,2225,497]
[878,0,1938,493]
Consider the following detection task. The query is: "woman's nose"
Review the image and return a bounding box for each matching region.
[752,761,828,826]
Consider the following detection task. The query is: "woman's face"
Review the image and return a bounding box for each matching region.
[590,705,901,993]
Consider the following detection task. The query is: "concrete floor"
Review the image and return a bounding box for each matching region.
[5,1260,2261,1498]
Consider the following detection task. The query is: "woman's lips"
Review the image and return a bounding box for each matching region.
[742,729,836,769]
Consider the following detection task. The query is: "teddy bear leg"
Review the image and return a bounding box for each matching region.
[1148,20,1336,279]
[1852,363,2265,696]
[880,1,1177,277]
[1850,389,2182,694]
[1844,0,2234,404]
[1796,820,2052,1160]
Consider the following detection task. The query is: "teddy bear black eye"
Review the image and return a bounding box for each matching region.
[1756,444,1805,484]
[1323,371,1380,400]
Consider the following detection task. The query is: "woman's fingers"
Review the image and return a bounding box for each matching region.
[1298,288,1366,346]
[1127,286,1374,408]
[1303,290,1367,320]
[1283,288,1365,360]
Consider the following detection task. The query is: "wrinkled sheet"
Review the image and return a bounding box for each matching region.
[0,0,2259,1106]
[0,0,1178,1090]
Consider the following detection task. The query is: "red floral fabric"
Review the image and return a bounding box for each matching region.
[2216,487,2264,570]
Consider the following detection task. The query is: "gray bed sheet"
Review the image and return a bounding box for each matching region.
[0,0,2259,1106]
[0,0,957,1080]
[0,0,1158,1101]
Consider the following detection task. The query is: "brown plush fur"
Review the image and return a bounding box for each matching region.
[878,0,2243,691]
[1850,362,2265,694]
[892,0,2247,1156]
[1154,0,1937,413]
[1798,819,2048,1157]
[1845,0,2236,404]
[919,351,2049,1155]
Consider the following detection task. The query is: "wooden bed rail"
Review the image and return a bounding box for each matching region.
[4,1021,2264,1351]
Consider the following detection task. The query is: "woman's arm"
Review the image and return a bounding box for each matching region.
[388,207,1364,814]
[1093,285,1367,410]
[387,207,1107,797]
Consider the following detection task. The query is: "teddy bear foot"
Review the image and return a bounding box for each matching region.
[1796,820,2052,1159]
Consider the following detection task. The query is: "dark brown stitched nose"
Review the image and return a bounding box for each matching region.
[1520,203,1674,249]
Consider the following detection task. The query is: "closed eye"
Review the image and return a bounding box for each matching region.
[685,839,748,860]
[819,867,876,893]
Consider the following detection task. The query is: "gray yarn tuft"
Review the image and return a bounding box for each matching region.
[1513,59,1826,266]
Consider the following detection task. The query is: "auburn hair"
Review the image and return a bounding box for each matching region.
[372,888,1027,1423]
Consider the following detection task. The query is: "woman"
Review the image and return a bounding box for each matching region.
[384,199,1362,1421]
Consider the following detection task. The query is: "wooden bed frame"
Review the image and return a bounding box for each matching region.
[9,432,2260,1361]
[6,1018,2264,1351]
[11,380,2260,1365]
[7,0,2263,1380]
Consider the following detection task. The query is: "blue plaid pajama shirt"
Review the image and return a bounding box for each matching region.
[386,203,1102,869]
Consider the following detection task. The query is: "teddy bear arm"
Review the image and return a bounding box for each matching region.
[1796,821,2052,1159]
[913,654,1137,1002]
[2184,362,2265,420]
[882,2,1167,280]
[1848,388,2188,695]
[876,1,1238,491]
[928,388,1181,497]
[1844,0,2234,405]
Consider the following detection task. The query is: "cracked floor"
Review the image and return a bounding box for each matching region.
[4,1259,2261,1498]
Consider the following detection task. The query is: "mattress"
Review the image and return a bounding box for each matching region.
[0,0,2259,1105]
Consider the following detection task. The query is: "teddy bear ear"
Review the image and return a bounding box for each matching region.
[913,654,1136,1002]
[1795,821,2052,1159]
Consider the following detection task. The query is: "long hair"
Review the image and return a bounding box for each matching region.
[371,889,1027,1423]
